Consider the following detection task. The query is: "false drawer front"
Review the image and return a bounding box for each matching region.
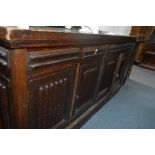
[109,43,133,50]
[28,47,81,70]
[108,49,121,62]
[108,44,129,61]
[82,45,108,59]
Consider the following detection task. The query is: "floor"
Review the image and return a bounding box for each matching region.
[81,65,155,129]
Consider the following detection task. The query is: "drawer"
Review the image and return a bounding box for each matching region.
[28,47,81,69]
[108,45,126,61]
[108,50,120,61]
[82,45,108,59]
[109,43,133,50]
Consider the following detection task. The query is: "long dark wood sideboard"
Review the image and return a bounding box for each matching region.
[0,27,136,129]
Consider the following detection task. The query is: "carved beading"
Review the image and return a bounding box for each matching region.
[0,47,8,66]
[30,76,69,128]
[0,47,8,58]
[84,67,98,75]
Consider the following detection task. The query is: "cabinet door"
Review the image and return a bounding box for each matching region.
[72,46,107,118]
[29,67,76,128]
[121,45,135,84]
[111,46,133,89]
[73,61,101,117]
[28,47,80,128]
[97,48,121,98]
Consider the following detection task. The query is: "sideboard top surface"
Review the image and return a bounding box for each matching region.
[0,27,136,48]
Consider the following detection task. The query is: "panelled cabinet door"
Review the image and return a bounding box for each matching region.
[120,46,135,84]
[111,46,133,89]
[29,67,76,129]
[73,46,107,118]
[97,47,121,98]
[73,61,101,117]
[117,48,131,83]
[97,57,111,98]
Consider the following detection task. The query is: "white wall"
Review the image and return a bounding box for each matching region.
[98,26,131,36]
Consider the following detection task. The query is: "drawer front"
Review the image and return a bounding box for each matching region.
[28,47,81,70]
[82,45,108,59]
[28,47,80,79]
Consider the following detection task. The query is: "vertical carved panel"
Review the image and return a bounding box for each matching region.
[99,61,117,95]
[122,45,135,83]
[98,51,119,97]
[110,46,132,90]
[74,61,101,117]
[77,66,98,107]
[29,68,75,128]
[116,47,132,84]
[0,76,12,128]
[0,46,9,67]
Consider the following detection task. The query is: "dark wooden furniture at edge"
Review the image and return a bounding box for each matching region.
[130,26,155,71]
[139,41,155,71]
[130,27,154,60]
[0,27,136,129]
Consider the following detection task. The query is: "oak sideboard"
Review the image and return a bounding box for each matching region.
[0,27,136,128]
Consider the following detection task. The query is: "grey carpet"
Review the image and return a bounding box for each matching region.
[81,65,155,129]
